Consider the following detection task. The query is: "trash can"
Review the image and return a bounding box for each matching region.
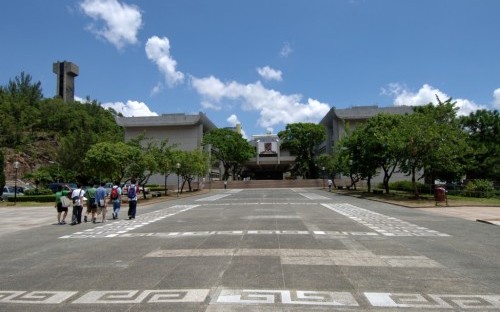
[434,186,447,206]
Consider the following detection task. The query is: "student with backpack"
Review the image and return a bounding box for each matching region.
[70,184,85,225]
[110,181,122,219]
[54,185,71,225]
[127,179,140,220]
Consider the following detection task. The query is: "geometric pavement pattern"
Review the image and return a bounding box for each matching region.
[3,190,498,310]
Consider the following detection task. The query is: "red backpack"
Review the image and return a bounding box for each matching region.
[110,187,119,200]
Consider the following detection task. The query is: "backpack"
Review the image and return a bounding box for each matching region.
[127,184,137,199]
[111,187,119,200]
[72,190,82,206]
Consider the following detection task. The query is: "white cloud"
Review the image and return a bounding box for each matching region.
[191,76,330,129]
[101,100,158,117]
[257,66,282,81]
[145,36,185,87]
[200,100,222,111]
[150,82,163,96]
[280,42,293,58]
[74,96,90,103]
[80,0,142,50]
[227,114,240,125]
[227,114,247,139]
[493,88,500,110]
[383,83,487,116]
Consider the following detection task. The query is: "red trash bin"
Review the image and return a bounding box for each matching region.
[434,186,447,206]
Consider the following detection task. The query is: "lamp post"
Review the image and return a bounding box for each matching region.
[14,161,19,205]
[322,166,325,189]
[176,163,181,197]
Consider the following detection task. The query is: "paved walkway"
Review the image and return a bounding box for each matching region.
[0,190,210,237]
[0,194,499,238]
[415,206,500,225]
[0,188,499,311]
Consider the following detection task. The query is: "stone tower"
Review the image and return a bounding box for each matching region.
[53,61,79,102]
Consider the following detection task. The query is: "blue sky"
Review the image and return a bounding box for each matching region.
[1,0,499,138]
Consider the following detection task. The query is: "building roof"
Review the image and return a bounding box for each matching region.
[115,112,217,130]
[320,105,414,125]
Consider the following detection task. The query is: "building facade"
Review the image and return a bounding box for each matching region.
[116,112,217,185]
[243,133,294,180]
[115,106,416,184]
[318,105,415,184]
[318,105,414,154]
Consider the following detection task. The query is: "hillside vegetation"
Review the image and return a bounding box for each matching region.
[1,72,123,185]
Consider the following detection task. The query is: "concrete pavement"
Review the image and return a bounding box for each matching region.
[0,188,499,311]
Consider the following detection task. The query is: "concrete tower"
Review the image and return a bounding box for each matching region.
[53,61,79,102]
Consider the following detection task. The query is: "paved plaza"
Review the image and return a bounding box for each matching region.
[0,188,499,311]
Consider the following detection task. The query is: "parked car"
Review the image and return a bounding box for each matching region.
[1,186,24,201]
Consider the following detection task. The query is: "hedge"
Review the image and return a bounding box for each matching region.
[4,195,56,203]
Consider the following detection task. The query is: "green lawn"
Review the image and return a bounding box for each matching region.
[333,189,500,208]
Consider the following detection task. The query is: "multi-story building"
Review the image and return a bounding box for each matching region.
[116,106,415,184]
[318,105,414,154]
[116,112,217,185]
[243,132,294,180]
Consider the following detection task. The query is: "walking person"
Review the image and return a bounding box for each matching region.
[109,181,122,219]
[84,183,97,223]
[95,182,107,223]
[127,179,139,220]
[70,183,85,225]
[327,179,333,192]
[54,185,71,225]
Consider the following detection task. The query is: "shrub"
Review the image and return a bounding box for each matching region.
[464,180,495,198]
[24,188,53,195]
[5,195,55,202]
[389,180,427,193]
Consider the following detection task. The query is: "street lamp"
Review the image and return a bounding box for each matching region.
[322,166,325,189]
[14,161,19,205]
[176,163,181,197]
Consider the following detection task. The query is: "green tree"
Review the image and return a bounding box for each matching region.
[22,168,52,189]
[317,153,336,186]
[125,135,164,197]
[150,139,176,195]
[0,72,43,147]
[400,99,469,197]
[340,125,382,192]
[171,149,208,192]
[56,100,124,184]
[278,123,326,179]
[0,150,5,195]
[203,128,254,181]
[84,142,140,184]
[340,114,404,193]
[459,109,500,181]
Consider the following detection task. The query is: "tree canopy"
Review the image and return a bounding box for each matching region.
[278,123,326,179]
[203,128,254,181]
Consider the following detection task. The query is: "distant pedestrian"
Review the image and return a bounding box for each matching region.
[127,179,140,220]
[54,185,71,225]
[110,181,122,219]
[327,179,333,192]
[70,184,85,225]
[224,180,227,190]
[84,183,97,223]
[95,182,107,223]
